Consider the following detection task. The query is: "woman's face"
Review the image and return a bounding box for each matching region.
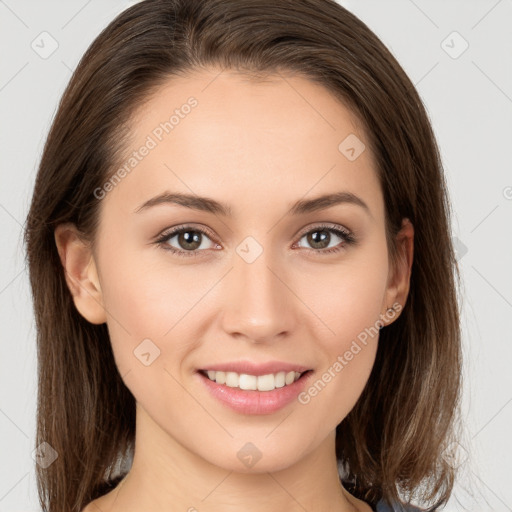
[65,68,411,473]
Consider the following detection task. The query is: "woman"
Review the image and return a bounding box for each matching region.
[24,0,463,511]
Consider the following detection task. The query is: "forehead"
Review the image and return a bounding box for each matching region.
[104,67,383,223]
[131,67,366,143]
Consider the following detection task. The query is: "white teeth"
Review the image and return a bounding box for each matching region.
[225,371,239,387]
[203,370,304,391]
[274,371,285,388]
[257,373,275,391]
[239,373,257,390]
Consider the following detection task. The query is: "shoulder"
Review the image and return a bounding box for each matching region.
[80,492,114,512]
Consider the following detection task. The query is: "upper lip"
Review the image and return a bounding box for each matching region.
[199,360,312,376]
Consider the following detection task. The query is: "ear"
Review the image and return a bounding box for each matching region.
[54,223,107,325]
[380,217,414,327]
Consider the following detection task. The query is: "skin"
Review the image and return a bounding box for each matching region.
[55,67,414,512]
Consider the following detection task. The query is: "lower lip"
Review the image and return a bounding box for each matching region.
[197,371,313,415]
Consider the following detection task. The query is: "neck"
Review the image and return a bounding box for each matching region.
[97,403,368,512]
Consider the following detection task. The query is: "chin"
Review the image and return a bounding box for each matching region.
[192,436,310,474]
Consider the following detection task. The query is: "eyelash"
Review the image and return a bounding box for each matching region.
[153,223,356,258]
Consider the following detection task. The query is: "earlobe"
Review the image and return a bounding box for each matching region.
[54,223,107,325]
[381,218,414,327]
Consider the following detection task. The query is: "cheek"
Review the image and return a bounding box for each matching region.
[294,255,388,426]
[300,247,388,352]
[98,257,205,414]
[95,236,194,367]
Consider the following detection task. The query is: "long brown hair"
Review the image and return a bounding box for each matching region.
[24,0,463,510]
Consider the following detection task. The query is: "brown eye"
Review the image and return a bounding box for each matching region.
[295,224,356,255]
[155,226,218,257]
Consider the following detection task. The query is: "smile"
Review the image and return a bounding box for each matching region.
[200,369,305,391]
[197,368,314,415]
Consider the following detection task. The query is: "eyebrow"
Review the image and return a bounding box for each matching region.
[134,191,372,218]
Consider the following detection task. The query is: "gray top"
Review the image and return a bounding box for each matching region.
[375,499,425,511]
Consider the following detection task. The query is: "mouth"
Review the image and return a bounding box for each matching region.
[198,369,313,392]
[197,367,314,414]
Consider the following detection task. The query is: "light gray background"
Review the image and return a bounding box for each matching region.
[1,0,511,510]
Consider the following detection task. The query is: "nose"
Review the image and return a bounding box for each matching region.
[220,241,296,344]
